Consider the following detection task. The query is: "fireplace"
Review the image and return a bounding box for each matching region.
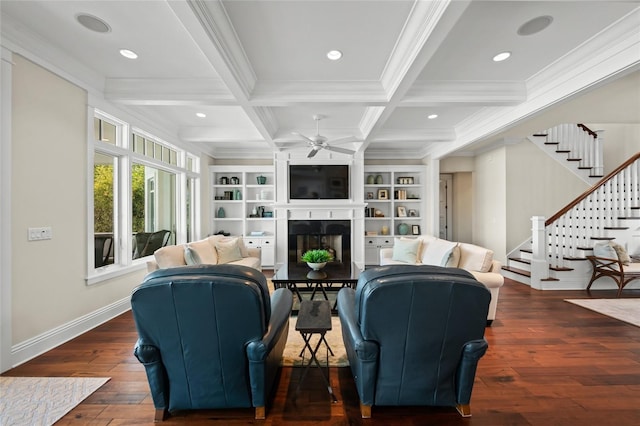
[288,220,351,266]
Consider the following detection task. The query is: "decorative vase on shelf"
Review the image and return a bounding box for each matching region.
[217,207,225,218]
[256,175,267,185]
[307,262,327,271]
[375,174,383,184]
[366,175,375,184]
[398,223,410,235]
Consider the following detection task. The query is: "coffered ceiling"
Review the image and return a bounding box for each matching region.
[2,1,639,159]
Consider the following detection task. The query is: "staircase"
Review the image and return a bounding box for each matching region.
[529,123,604,185]
[502,152,640,290]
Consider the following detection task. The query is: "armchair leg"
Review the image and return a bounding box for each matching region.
[154,408,168,422]
[255,406,266,420]
[360,402,372,418]
[456,404,471,417]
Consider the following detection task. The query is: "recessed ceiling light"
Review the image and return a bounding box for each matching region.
[518,15,553,36]
[428,114,438,119]
[119,49,138,59]
[76,13,111,33]
[196,112,207,118]
[492,51,511,62]
[327,50,343,61]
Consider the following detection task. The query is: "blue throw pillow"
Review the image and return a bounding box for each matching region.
[392,238,421,263]
[184,245,202,265]
[593,243,617,259]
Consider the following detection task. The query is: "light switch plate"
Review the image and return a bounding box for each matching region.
[28,227,52,241]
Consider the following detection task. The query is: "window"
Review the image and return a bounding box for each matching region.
[89,110,199,284]
[93,152,116,268]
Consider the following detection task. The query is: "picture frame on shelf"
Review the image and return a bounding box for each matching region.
[367,192,374,199]
[412,225,421,235]
[377,189,389,200]
[408,209,417,217]
[397,206,407,217]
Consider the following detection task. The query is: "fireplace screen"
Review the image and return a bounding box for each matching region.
[288,220,351,266]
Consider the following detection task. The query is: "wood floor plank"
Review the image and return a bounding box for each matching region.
[3,277,640,425]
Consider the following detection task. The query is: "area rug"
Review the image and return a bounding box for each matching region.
[282,316,348,367]
[565,298,640,327]
[0,376,110,426]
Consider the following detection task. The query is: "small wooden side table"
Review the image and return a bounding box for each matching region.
[294,300,337,402]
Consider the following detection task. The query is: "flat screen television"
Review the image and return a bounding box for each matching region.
[289,165,349,200]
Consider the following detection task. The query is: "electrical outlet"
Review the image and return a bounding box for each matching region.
[28,227,52,241]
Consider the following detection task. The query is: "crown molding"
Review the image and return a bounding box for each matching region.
[250,81,387,105]
[527,8,640,99]
[1,18,105,94]
[428,8,640,160]
[104,78,235,105]
[380,0,456,96]
[403,80,526,106]
[179,126,263,142]
[359,107,386,139]
[372,128,455,142]
[170,0,256,100]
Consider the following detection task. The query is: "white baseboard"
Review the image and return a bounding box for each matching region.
[10,297,131,368]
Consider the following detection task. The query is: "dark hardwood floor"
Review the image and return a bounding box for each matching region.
[3,278,640,425]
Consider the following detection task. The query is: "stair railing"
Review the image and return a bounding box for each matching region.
[540,123,604,177]
[530,152,640,289]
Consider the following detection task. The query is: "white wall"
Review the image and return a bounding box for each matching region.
[505,141,589,253]
[9,55,145,363]
[474,148,507,262]
[452,172,472,243]
[586,123,640,173]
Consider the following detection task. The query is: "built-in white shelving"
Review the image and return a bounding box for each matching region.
[210,166,276,267]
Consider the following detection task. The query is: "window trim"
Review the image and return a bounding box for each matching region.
[87,108,199,285]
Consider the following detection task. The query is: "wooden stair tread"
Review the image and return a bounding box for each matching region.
[508,257,530,265]
[590,236,614,240]
[549,265,573,271]
[619,216,640,220]
[604,226,629,230]
[501,266,530,277]
[567,158,582,162]
[541,277,560,281]
[556,150,570,153]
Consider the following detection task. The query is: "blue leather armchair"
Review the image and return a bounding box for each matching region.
[337,265,490,418]
[131,264,293,421]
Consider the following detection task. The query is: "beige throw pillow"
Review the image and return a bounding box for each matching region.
[457,243,494,273]
[208,235,249,257]
[609,241,631,265]
[187,239,218,264]
[215,239,243,264]
[421,239,458,267]
[154,245,186,269]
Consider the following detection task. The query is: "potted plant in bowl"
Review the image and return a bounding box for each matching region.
[301,249,333,270]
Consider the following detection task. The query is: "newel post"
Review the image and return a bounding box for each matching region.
[530,216,547,290]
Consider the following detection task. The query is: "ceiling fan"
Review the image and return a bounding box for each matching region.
[290,115,358,158]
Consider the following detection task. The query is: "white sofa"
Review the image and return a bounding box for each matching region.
[379,235,504,324]
[146,235,261,273]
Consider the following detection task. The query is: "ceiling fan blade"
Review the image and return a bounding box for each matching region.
[324,145,355,155]
[327,136,359,145]
[307,147,319,158]
[292,131,316,144]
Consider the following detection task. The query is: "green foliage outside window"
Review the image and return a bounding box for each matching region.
[94,163,146,232]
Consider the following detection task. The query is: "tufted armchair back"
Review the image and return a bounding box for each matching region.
[338,264,490,418]
[131,264,292,421]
